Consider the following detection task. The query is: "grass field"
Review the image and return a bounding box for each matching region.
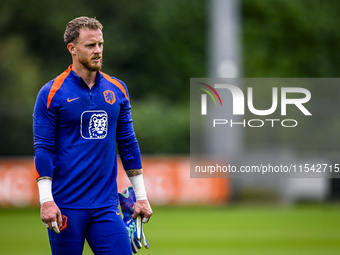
[0,204,340,255]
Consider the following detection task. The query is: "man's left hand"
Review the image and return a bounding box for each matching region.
[132,199,153,223]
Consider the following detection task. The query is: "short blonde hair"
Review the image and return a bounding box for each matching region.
[64,16,103,44]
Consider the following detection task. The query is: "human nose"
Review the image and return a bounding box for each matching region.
[94,44,102,53]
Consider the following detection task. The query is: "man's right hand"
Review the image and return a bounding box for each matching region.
[41,201,63,234]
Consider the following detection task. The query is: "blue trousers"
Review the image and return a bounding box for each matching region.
[48,205,131,255]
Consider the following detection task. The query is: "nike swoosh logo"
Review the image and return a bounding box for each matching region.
[67,97,79,102]
[116,211,121,216]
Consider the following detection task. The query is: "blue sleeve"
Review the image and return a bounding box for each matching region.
[33,83,56,179]
[116,83,142,170]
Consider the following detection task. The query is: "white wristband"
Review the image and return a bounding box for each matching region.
[128,174,147,201]
[37,179,54,204]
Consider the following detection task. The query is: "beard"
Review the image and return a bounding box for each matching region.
[78,54,103,72]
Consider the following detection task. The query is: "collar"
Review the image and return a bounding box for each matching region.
[68,65,103,87]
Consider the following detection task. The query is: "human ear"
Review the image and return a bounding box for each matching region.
[67,42,76,55]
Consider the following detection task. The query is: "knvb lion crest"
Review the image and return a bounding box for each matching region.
[103,90,116,105]
[58,214,68,232]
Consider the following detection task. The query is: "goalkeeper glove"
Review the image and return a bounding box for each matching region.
[118,186,150,253]
[43,221,60,234]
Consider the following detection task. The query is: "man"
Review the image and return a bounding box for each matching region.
[33,16,152,254]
